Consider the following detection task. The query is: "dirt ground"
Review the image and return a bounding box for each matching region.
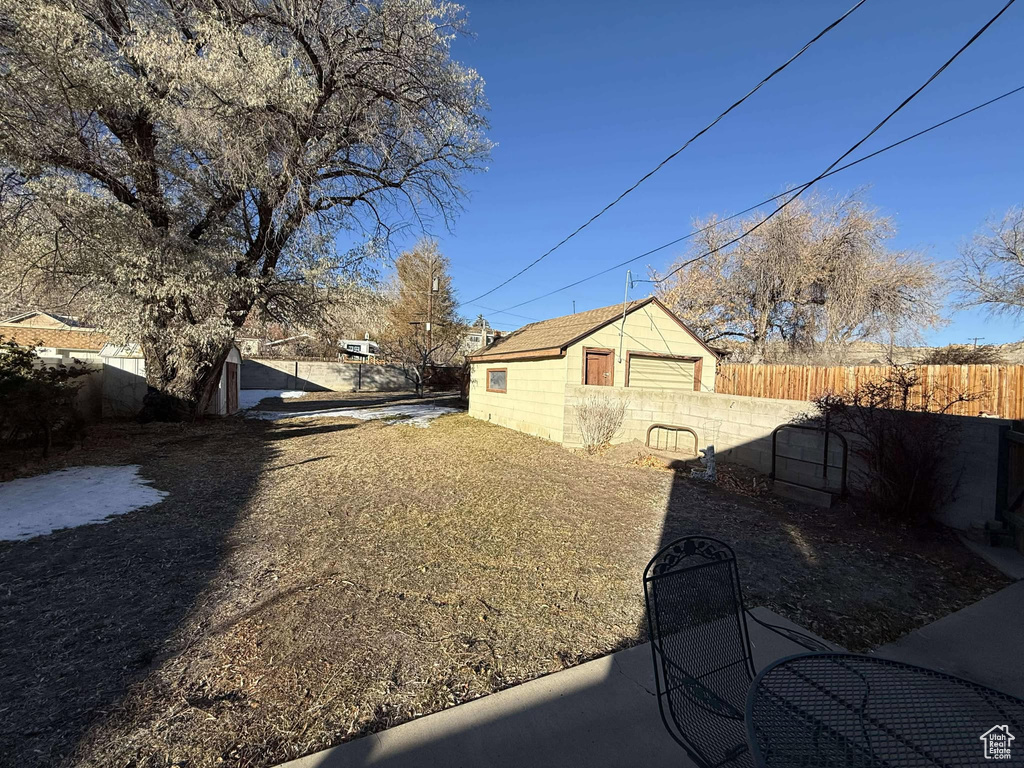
[0,393,1008,767]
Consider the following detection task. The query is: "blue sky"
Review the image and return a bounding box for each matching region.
[383,0,1024,344]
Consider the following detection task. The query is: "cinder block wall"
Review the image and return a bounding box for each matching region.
[563,385,824,475]
[945,417,1012,529]
[562,384,1009,530]
[241,359,412,392]
[468,356,569,442]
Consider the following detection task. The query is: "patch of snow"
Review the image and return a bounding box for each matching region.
[248,403,459,428]
[239,389,306,410]
[0,465,169,541]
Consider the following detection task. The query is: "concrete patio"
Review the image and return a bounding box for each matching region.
[873,580,1024,698]
[280,574,1024,768]
[279,608,837,768]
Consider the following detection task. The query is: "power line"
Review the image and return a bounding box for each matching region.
[466,304,540,323]
[460,0,871,306]
[637,0,1017,288]
[486,83,1024,315]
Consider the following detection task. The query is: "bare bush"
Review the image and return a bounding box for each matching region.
[574,394,628,454]
[813,364,981,528]
[917,344,1003,365]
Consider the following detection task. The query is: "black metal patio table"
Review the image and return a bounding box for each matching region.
[746,652,1024,767]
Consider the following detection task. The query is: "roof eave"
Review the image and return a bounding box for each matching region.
[467,346,565,363]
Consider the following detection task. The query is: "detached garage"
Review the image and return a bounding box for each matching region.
[467,297,718,443]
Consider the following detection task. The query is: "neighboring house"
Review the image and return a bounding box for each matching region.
[2,311,242,418]
[460,326,504,357]
[339,338,380,359]
[467,297,718,442]
[99,343,242,418]
[0,311,110,360]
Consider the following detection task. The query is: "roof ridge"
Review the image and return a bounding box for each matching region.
[468,297,658,361]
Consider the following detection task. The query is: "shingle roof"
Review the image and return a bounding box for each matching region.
[1,311,88,328]
[0,325,110,351]
[469,298,656,360]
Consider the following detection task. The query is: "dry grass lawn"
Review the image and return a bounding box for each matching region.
[0,394,1008,767]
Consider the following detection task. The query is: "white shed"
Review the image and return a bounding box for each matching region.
[99,343,242,418]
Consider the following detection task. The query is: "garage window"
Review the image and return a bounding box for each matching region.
[486,368,507,393]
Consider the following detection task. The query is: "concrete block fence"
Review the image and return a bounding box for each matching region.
[562,384,1010,531]
[241,358,413,392]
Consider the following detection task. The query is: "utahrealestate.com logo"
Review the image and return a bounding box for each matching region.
[980,725,1015,760]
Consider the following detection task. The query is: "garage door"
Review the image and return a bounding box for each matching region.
[628,355,698,390]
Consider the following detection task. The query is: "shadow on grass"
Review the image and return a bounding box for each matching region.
[294,438,843,768]
[265,455,334,471]
[265,422,360,441]
[0,420,278,767]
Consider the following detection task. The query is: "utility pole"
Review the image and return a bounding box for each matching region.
[618,270,632,363]
[427,267,434,356]
[426,267,440,379]
[968,336,984,348]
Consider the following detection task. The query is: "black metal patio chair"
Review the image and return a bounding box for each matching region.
[643,536,830,768]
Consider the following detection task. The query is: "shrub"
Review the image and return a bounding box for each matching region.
[917,344,1003,365]
[574,393,628,454]
[813,364,979,528]
[423,364,466,393]
[0,336,91,456]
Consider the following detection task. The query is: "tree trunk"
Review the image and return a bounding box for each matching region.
[750,308,772,361]
[138,337,233,422]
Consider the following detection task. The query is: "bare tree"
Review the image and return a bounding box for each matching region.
[0,0,490,418]
[807,197,944,362]
[377,239,465,392]
[655,216,743,345]
[321,285,391,349]
[956,206,1024,320]
[655,193,944,362]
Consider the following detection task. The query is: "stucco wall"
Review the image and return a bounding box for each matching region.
[562,384,1008,530]
[468,356,569,442]
[565,302,717,392]
[241,358,412,392]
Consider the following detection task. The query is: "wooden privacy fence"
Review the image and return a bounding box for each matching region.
[715,363,1024,419]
